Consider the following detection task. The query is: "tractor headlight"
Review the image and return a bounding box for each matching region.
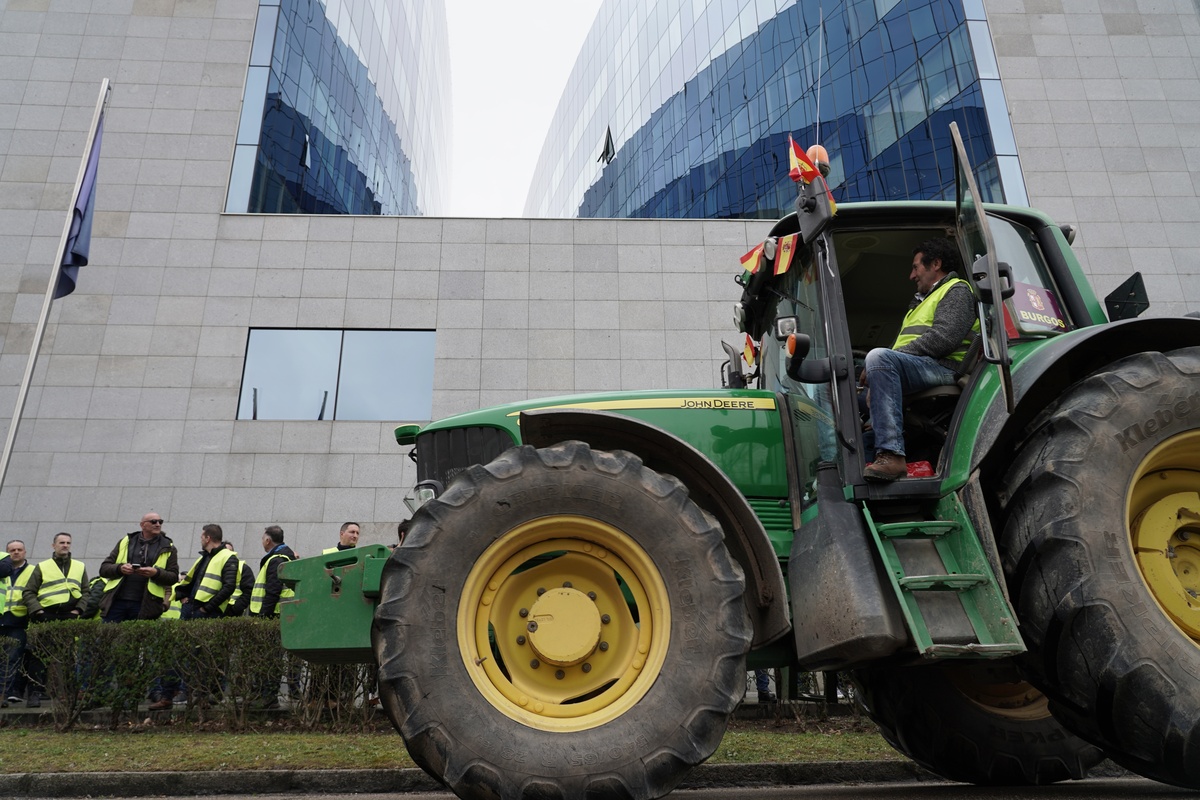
[403,479,443,513]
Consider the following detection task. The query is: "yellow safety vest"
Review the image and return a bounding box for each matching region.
[891,277,979,363]
[2,563,32,617]
[161,581,183,620]
[228,557,249,611]
[178,548,236,611]
[249,553,294,615]
[103,536,172,598]
[36,558,85,608]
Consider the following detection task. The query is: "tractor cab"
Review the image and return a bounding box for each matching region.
[735,123,1084,497]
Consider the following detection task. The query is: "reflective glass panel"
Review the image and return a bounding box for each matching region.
[229,0,450,215]
[527,0,1011,218]
[238,329,340,420]
[238,329,437,421]
[337,330,436,422]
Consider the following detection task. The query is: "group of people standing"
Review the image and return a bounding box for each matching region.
[0,514,367,711]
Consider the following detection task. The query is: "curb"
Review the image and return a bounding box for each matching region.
[0,759,1136,797]
[0,761,931,797]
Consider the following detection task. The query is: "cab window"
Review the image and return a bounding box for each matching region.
[990,215,1074,337]
[758,244,836,508]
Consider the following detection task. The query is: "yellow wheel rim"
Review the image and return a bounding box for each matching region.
[458,515,670,732]
[1127,431,1200,644]
[946,666,1051,722]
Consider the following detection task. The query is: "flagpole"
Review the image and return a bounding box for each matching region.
[0,78,111,494]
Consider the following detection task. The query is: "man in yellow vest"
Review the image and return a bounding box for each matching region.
[21,532,88,707]
[221,541,254,617]
[861,239,979,481]
[250,525,296,618]
[174,524,239,620]
[96,512,180,623]
[1,539,32,708]
[322,521,360,554]
[250,525,296,710]
[22,533,87,621]
[153,524,240,710]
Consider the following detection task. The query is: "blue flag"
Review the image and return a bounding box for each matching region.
[55,113,104,299]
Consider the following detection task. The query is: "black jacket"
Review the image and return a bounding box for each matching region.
[97,532,180,620]
[256,544,297,618]
[176,548,240,616]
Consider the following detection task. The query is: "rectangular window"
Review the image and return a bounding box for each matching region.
[920,37,959,115]
[237,329,436,421]
[890,64,926,139]
[864,89,897,159]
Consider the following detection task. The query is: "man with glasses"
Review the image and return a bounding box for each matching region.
[97,513,180,623]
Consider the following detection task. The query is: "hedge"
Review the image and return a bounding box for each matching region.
[20,618,378,732]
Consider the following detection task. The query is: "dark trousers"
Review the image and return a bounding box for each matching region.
[153,601,217,702]
[103,597,144,623]
[0,624,27,699]
[25,609,76,699]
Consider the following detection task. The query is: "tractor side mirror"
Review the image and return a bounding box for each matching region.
[1105,272,1149,321]
[785,333,830,382]
[721,340,747,389]
[973,259,1015,304]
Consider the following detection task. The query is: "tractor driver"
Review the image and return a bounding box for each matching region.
[860,238,978,481]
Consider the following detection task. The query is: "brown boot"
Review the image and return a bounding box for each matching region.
[864,451,908,482]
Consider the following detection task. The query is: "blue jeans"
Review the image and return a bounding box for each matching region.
[864,348,957,457]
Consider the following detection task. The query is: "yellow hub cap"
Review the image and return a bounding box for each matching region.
[528,588,602,666]
[458,515,670,732]
[1128,431,1200,643]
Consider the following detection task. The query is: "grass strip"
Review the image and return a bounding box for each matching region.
[0,727,896,773]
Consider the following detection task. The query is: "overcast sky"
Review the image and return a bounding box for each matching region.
[444,0,605,218]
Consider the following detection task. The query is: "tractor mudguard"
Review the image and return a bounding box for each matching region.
[790,462,908,670]
[519,407,790,648]
[972,316,1200,474]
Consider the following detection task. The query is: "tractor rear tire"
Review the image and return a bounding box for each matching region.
[373,442,752,800]
[852,661,1102,784]
[999,347,1200,788]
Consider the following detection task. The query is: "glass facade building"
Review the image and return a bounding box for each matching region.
[228,0,451,216]
[525,0,1025,219]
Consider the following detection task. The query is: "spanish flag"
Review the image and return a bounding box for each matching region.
[739,241,765,274]
[743,333,757,367]
[788,134,820,183]
[774,232,799,276]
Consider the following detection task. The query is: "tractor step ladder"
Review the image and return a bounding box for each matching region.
[863,506,1024,659]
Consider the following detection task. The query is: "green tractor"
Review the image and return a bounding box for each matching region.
[279,124,1200,799]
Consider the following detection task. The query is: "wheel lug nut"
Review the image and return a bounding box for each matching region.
[536,587,546,596]
[601,614,611,624]
[530,659,540,669]
[598,641,609,652]
[516,635,526,645]
[519,608,529,618]
[587,591,597,600]
[582,663,592,673]
[555,670,565,680]
[527,621,538,632]
[563,581,573,588]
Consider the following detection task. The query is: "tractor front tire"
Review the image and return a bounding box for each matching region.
[373,442,751,800]
[852,661,1102,784]
[1000,347,1200,788]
